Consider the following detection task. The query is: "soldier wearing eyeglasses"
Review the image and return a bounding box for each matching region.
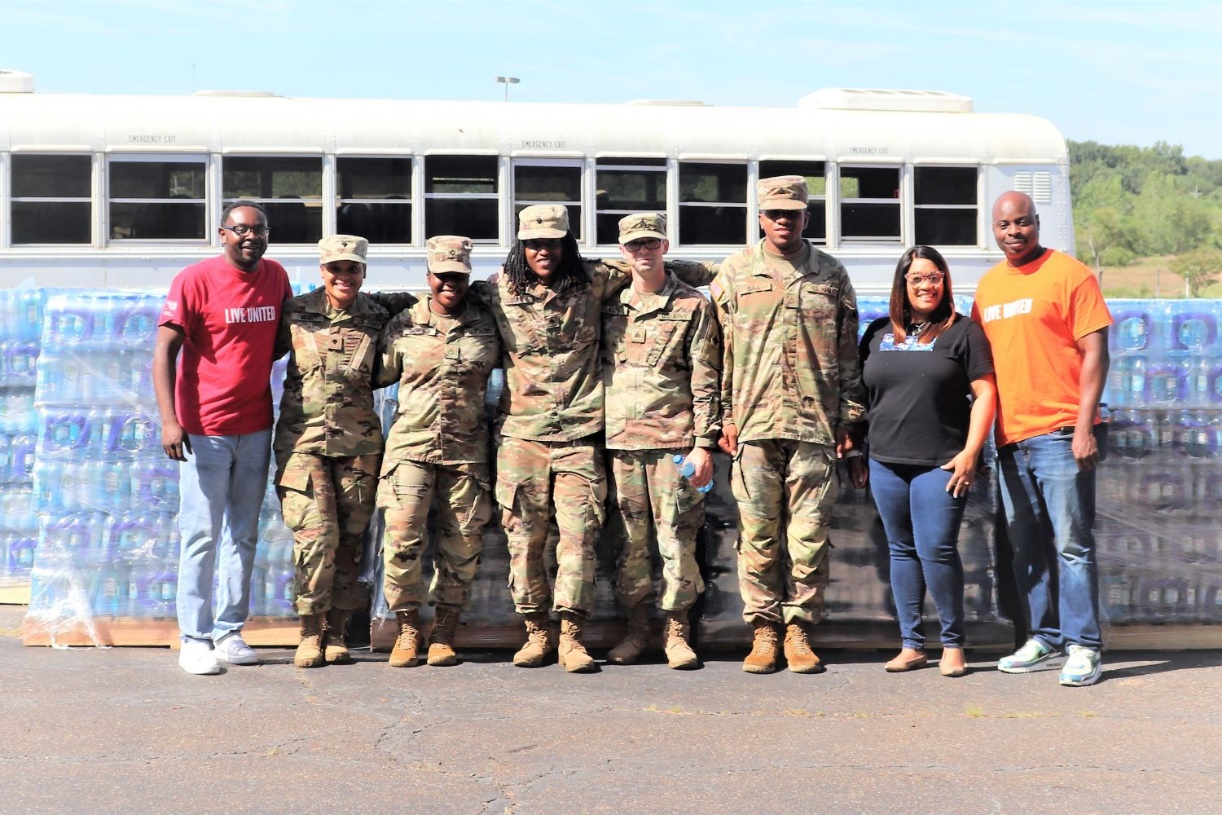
[154,200,292,676]
[601,213,722,669]
[709,176,866,675]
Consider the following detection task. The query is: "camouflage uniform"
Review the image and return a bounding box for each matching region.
[375,294,500,612]
[603,272,721,612]
[274,288,391,616]
[711,240,865,625]
[477,258,713,616]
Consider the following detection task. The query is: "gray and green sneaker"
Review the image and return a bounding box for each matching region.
[1059,644,1102,687]
[997,638,1065,673]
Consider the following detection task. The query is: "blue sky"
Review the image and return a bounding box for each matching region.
[4,0,1220,159]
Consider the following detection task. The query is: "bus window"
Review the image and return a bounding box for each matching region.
[336,157,412,244]
[914,166,977,246]
[595,157,667,245]
[759,160,827,244]
[679,162,747,245]
[840,166,900,242]
[109,157,206,240]
[425,155,499,242]
[11,155,92,245]
[514,161,581,241]
[223,156,323,244]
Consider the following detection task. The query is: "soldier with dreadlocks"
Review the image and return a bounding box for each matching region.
[472,204,713,673]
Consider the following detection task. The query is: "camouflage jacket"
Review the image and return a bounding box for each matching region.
[374,294,501,470]
[272,289,391,465]
[476,259,714,443]
[601,273,722,451]
[711,241,865,445]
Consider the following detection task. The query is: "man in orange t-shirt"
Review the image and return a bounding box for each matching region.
[971,191,1112,687]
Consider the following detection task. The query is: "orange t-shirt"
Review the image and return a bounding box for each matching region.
[971,250,1112,446]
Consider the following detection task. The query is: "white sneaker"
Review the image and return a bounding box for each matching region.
[1059,644,1102,687]
[179,640,220,675]
[214,633,260,666]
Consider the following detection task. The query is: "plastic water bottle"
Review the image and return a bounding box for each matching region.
[130,459,179,512]
[47,306,93,346]
[1112,310,1151,352]
[8,535,36,574]
[149,565,178,619]
[1,341,39,386]
[1108,409,1154,460]
[672,453,714,493]
[115,298,160,348]
[485,368,504,407]
[1171,309,1217,352]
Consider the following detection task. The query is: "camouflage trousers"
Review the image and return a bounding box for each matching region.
[276,451,381,616]
[731,439,837,625]
[496,435,606,616]
[377,458,492,612]
[606,449,706,612]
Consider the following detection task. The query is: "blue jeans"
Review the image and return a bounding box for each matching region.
[996,429,1101,651]
[869,459,967,649]
[176,430,272,643]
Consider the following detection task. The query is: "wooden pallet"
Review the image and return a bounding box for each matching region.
[21,612,1222,651]
[21,616,300,648]
[0,582,30,606]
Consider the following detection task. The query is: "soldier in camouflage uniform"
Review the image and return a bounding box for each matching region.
[375,236,501,669]
[710,176,866,675]
[602,213,721,670]
[474,205,714,673]
[274,235,396,669]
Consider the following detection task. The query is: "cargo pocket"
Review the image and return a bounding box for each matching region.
[276,465,313,531]
[495,478,520,512]
[586,475,608,529]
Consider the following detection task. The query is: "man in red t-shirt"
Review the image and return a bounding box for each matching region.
[154,201,293,675]
[971,191,1112,687]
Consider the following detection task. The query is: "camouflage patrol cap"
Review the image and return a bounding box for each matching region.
[426,235,474,275]
[758,175,809,210]
[319,234,368,264]
[618,212,668,244]
[517,204,570,240]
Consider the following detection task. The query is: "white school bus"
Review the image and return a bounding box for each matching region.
[0,69,1072,293]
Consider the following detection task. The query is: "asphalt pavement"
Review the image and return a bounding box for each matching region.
[1,604,1219,815]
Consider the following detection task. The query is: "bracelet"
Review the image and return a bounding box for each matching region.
[843,450,863,459]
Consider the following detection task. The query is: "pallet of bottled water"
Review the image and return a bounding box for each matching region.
[0,289,45,600]
[22,292,183,638]
[1100,299,1221,626]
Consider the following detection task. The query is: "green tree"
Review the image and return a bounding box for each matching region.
[1170,248,1222,297]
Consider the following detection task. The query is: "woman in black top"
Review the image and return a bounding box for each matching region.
[854,246,996,677]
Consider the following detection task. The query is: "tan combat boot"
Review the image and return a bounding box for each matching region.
[294,613,325,668]
[388,609,421,668]
[606,603,651,665]
[663,611,699,670]
[512,613,555,668]
[427,605,461,667]
[784,621,823,674]
[742,620,779,674]
[323,608,352,665]
[558,611,597,673]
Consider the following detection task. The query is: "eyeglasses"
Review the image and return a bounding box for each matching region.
[523,238,562,251]
[762,209,805,221]
[623,238,662,252]
[221,224,270,237]
[905,272,945,286]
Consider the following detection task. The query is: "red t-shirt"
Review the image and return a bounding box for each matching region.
[160,255,292,436]
[971,249,1112,446]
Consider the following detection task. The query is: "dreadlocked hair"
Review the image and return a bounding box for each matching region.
[502,233,589,296]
